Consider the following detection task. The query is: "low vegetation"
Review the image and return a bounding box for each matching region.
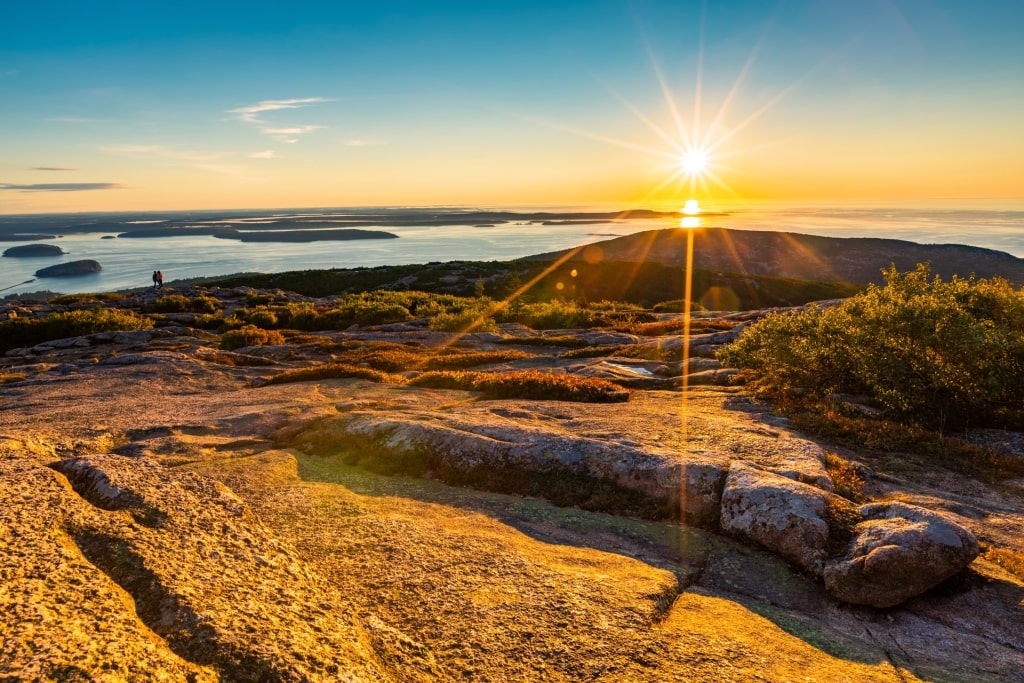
[720,264,1024,431]
[51,292,126,305]
[409,370,629,402]
[0,308,153,353]
[148,293,221,314]
[220,325,285,350]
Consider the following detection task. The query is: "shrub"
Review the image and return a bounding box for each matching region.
[148,293,220,314]
[51,292,126,305]
[409,370,629,402]
[193,313,226,330]
[720,264,1024,430]
[189,295,221,314]
[0,308,153,353]
[503,301,598,330]
[429,309,499,333]
[220,325,285,350]
[150,294,191,312]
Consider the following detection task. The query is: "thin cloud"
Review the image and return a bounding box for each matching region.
[229,97,330,142]
[0,182,122,192]
[247,150,279,159]
[260,125,325,143]
[228,97,330,123]
[32,166,77,172]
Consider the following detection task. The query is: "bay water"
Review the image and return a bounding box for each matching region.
[2,202,1022,296]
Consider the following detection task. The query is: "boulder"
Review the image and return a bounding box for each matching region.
[719,461,830,576]
[3,243,66,257]
[824,501,980,608]
[34,259,102,277]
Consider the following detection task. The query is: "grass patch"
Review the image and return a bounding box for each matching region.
[259,362,399,386]
[409,369,628,402]
[983,546,1024,581]
[823,452,866,502]
[758,392,1024,483]
[498,335,589,348]
[0,371,28,385]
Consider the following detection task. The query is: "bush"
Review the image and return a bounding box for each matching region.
[150,294,221,314]
[720,264,1024,430]
[220,325,285,350]
[429,309,499,333]
[500,301,598,330]
[409,370,629,402]
[0,308,153,353]
[51,292,126,305]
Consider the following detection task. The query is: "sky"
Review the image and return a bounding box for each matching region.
[1,0,1022,214]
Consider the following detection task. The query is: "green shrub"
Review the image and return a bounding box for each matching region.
[193,313,226,330]
[500,301,598,330]
[429,309,499,333]
[246,307,279,328]
[720,264,1024,430]
[220,325,285,350]
[150,294,191,312]
[409,370,629,402]
[148,293,220,314]
[51,292,126,305]
[189,295,221,314]
[0,308,153,353]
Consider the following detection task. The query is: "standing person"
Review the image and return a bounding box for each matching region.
[152,271,159,290]
[156,271,164,289]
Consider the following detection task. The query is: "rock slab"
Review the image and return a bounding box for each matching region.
[824,501,980,608]
[719,461,830,577]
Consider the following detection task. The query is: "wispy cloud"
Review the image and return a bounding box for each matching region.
[32,166,77,172]
[0,182,122,192]
[228,97,330,143]
[247,150,279,159]
[228,97,330,123]
[260,125,325,143]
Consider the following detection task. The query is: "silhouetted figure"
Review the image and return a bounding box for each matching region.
[152,271,159,290]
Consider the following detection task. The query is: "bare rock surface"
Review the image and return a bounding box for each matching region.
[720,461,831,576]
[1,289,1023,680]
[0,449,409,681]
[825,501,981,608]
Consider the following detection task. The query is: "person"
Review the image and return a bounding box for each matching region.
[156,270,164,289]
[152,271,159,289]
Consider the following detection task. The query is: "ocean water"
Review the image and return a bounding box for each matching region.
[2,203,1023,296]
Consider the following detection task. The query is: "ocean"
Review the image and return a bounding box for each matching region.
[2,203,1023,296]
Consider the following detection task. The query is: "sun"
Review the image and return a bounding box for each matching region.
[678,149,708,176]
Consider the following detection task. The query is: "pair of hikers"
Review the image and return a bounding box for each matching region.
[152,270,164,289]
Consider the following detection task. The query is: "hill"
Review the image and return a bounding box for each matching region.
[531,227,1024,285]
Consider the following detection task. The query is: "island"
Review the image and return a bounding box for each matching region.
[3,243,66,257]
[34,259,102,277]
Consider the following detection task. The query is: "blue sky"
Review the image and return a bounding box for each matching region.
[1,0,1021,212]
